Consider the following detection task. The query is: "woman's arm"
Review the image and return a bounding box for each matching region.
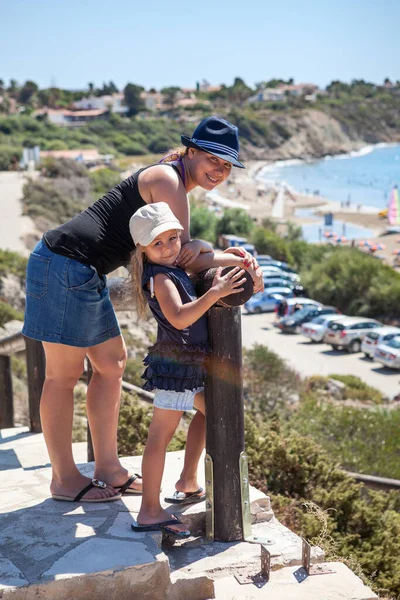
[154,268,246,330]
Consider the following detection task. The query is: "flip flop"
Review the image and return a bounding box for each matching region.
[131,514,190,538]
[164,487,205,505]
[52,479,122,503]
[114,473,142,496]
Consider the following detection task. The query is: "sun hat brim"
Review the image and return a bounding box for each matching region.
[181,135,245,169]
[134,220,184,247]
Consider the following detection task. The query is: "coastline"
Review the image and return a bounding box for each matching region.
[212,152,399,268]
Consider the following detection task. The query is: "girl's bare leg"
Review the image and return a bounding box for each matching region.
[86,336,141,493]
[138,407,188,534]
[41,342,116,500]
[175,391,206,494]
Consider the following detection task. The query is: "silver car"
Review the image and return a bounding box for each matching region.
[301,314,343,342]
[361,327,400,358]
[374,336,400,370]
[324,317,382,353]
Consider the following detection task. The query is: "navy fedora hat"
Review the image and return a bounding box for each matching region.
[181,116,245,168]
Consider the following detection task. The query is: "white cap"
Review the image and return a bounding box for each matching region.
[129,202,184,246]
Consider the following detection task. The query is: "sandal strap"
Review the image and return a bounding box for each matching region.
[118,474,139,494]
[73,478,107,502]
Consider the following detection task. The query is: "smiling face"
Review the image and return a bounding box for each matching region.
[143,229,182,266]
[187,148,232,190]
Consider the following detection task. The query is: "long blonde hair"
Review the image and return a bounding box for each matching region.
[159,145,188,163]
[130,244,148,320]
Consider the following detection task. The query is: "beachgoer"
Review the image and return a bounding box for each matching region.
[277,299,288,319]
[22,116,264,503]
[129,203,247,537]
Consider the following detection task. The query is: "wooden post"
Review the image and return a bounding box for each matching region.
[206,305,245,541]
[86,358,95,463]
[0,355,14,428]
[25,338,45,433]
[195,267,253,542]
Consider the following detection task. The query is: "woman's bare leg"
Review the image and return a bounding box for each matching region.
[175,391,206,494]
[137,407,188,534]
[87,335,141,492]
[41,342,116,500]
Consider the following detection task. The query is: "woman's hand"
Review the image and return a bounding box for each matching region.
[175,240,203,268]
[223,247,259,269]
[223,248,263,293]
[211,266,247,299]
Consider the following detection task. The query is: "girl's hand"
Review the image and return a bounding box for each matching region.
[175,240,203,268]
[211,266,247,299]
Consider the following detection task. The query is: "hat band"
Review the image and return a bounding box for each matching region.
[191,139,239,160]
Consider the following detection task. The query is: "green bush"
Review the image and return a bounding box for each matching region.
[89,167,121,197]
[0,145,21,170]
[215,208,254,239]
[329,374,385,404]
[251,227,293,263]
[0,300,23,327]
[40,157,88,178]
[0,250,27,279]
[190,202,218,243]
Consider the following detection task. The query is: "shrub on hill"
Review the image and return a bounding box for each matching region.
[0,300,23,327]
[215,208,254,239]
[251,227,294,263]
[0,145,21,170]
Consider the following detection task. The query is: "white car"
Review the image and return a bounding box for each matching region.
[361,327,400,358]
[283,297,322,317]
[301,314,343,342]
[374,336,400,370]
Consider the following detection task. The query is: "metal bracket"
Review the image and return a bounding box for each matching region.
[235,545,271,588]
[293,538,335,583]
[205,453,214,541]
[239,452,275,547]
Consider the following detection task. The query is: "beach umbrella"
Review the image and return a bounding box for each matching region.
[393,249,400,255]
[375,243,386,250]
[324,231,336,238]
[335,236,347,243]
[358,240,372,247]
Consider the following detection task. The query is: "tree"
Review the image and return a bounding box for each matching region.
[215,208,254,239]
[8,79,19,99]
[88,82,94,94]
[161,86,181,110]
[123,83,145,115]
[0,79,4,94]
[18,80,39,105]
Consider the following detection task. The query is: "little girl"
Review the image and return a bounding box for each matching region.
[129,202,246,538]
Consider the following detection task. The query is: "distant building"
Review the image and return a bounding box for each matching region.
[39,148,113,165]
[72,93,128,114]
[140,91,164,112]
[248,83,319,104]
[33,108,109,127]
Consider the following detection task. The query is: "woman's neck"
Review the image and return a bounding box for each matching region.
[179,156,196,193]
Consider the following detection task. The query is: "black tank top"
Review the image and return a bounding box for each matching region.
[43,164,181,276]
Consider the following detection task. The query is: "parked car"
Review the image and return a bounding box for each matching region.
[324,317,383,353]
[256,255,273,265]
[301,314,343,342]
[374,336,400,370]
[361,327,400,358]
[263,278,305,295]
[244,287,293,314]
[277,305,338,334]
[281,297,322,317]
[261,260,297,274]
[262,268,300,283]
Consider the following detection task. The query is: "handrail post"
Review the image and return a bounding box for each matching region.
[194,267,253,542]
[25,338,45,433]
[0,355,14,428]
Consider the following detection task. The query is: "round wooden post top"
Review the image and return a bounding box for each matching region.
[193,267,254,307]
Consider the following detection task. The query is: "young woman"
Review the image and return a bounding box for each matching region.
[22,116,263,503]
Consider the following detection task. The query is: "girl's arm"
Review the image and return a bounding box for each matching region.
[187,250,264,293]
[154,268,246,330]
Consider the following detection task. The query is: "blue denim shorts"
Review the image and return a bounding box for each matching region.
[22,240,121,347]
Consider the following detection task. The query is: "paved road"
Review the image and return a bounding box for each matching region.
[241,311,399,400]
[0,171,36,255]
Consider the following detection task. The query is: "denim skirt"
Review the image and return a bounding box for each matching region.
[22,239,121,347]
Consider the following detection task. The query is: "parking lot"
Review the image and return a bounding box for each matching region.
[241,311,400,400]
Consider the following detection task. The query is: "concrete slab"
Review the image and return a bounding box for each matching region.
[213,562,378,599]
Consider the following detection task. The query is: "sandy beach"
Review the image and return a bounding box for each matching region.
[207,159,400,269]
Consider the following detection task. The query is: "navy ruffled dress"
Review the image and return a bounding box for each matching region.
[141,263,210,393]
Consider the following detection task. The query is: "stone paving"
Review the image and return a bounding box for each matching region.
[0,427,378,599]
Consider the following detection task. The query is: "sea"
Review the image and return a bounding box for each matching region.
[259,143,400,242]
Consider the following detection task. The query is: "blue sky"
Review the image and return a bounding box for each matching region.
[2,0,399,91]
